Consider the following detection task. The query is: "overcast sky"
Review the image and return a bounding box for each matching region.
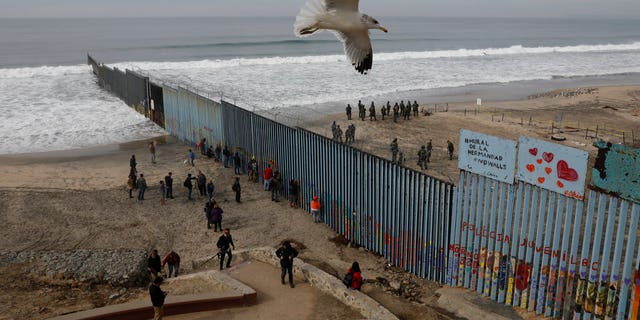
[1,0,639,19]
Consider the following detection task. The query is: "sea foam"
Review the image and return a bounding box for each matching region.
[1,42,640,154]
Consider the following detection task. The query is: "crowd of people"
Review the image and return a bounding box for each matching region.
[340,99,457,170]
[331,121,356,145]
[390,138,455,170]
[133,137,369,318]
[347,99,423,123]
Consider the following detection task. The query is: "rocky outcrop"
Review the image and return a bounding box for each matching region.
[0,249,148,287]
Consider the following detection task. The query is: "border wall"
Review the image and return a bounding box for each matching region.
[87,54,640,319]
[87,54,454,283]
[449,131,640,319]
[87,55,164,128]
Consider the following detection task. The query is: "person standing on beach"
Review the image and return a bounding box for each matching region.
[184,173,196,200]
[130,154,137,171]
[344,125,352,144]
[393,102,399,123]
[148,141,156,164]
[127,175,135,199]
[398,152,405,166]
[426,139,433,163]
[204,200,213,229]
[214,143,222,162]
[386,101,391,115]
[369,102,377,121]
[216,228,235,270]
[233,152,242,175]
[164,172,173,199]
[129,168,137,189]
[276,241,298,288]
[336,125,343,143]
[232,177,241,203]
[390,138,399,163]
[263,164,273,191]
[346,104,352,120]
[248,157,258,182]
[197,171,207,197]
[197,138,207,155]
[149,276,167,320]
[404,101,411,120]
[207,179,215,201]
[137,173,147,201]
[222,145,231,168]
[271,172,282,202]
[351,124,356,143]
[359,100,366,121]
[447,140,455,160]
[413,101,419,117]
[188,149,195,167]
[311,195,322,223]
[210,201,223,232]
[380,103,386,120]
[418,145,428,170]
[206,146,214,158]
[159,181,167,205]
[197,138,204,154]
[288,179,299,208]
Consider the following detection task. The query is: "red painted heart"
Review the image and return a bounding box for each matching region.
[528,148,538,156]
[542,152,554,163]
[557,160,579,182]
[526,164,535,172]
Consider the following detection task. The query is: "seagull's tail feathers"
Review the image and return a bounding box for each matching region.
[294,0,326,37]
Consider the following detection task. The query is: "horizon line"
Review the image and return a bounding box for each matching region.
[1,15,639,20]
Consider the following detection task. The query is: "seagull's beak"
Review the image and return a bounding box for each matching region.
[379,26,388,33]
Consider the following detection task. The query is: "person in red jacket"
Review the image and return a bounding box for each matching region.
[347,261,363,290]
[162,251,180,278]
[263,164,273,191]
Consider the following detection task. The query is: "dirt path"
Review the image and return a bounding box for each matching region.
[168,260,362,320]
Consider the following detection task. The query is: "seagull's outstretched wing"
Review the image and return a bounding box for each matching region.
[332,30,372,74]
[325,0,359,12]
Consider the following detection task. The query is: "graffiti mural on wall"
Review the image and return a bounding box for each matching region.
[516,136,589,200]
[591,140,640,203]
[458,129,517,184]
[450,129,640,319]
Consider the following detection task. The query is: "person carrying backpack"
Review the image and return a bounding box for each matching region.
[343,261,363,290]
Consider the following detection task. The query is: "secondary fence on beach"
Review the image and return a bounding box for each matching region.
[88,55,455,283]
[460,105,640,147]
[88,54,640,319]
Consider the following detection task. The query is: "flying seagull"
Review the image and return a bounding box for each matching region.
[294,0,388,74]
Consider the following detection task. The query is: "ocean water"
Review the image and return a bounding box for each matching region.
[1,17,640,154]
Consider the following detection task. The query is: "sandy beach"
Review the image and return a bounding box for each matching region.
[1,83,639,319]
